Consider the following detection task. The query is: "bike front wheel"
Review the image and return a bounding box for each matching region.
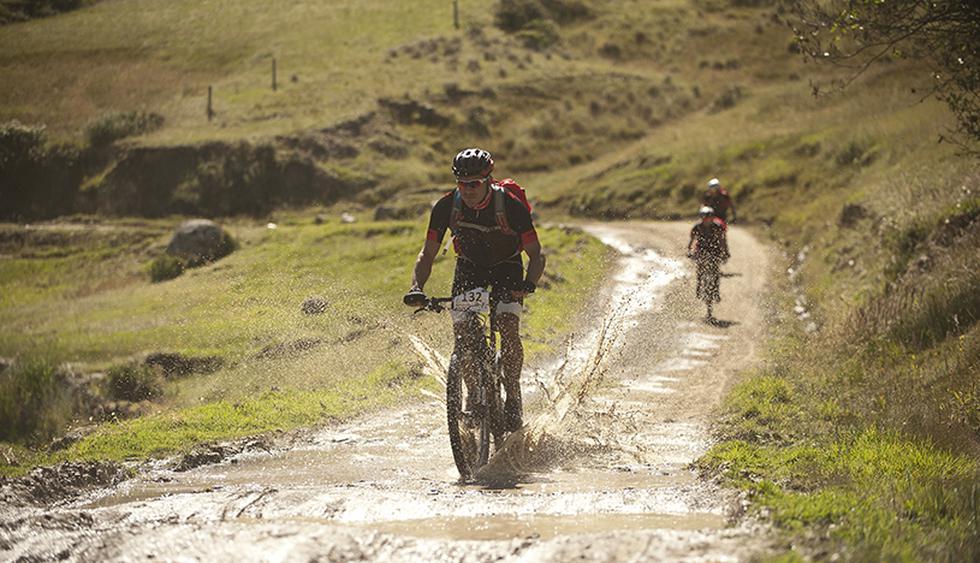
[446,356,477,480]
[477,350,505,467]
[696,258,721,306]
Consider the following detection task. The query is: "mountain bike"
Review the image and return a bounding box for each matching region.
[414,287,505,480]
[691,251,722,320]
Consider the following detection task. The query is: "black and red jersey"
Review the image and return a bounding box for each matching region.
[427,186,538,267]
[701,189,734,220]
[691,217,727,257]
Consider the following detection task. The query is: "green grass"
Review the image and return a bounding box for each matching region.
[61,360,427,462]
[0,360,434,475]
[699,429,980,561]
[0,215,609,471]
[0,358,74,444]
[0,217,607,367]
[699,213,980,559]
[0,0,579,143]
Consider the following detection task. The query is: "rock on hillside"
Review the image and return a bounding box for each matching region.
[165,219,235,266]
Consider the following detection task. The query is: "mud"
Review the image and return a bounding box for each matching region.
[0,462,129,508]
[0,222,778,561]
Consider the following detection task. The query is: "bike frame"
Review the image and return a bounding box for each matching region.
[415,291,504,480]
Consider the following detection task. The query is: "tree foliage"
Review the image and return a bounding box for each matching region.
[788,0,980,147]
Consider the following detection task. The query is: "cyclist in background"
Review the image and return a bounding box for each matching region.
[701,177,737,224]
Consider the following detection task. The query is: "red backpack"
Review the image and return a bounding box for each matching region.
[449,178,532,236]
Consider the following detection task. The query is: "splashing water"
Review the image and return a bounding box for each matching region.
[407,227,686,483]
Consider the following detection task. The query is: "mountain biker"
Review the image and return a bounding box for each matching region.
[404,148,545,432]
[688,205,730,263]
[688,206,729,315]
[701,178,737,224]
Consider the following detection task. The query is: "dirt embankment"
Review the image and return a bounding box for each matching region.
[1,129,369,221]
[0,221,780,561]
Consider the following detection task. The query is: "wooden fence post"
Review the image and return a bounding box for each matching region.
[453,0,459,30]
[272,58,277,91]
[207,86,214,121]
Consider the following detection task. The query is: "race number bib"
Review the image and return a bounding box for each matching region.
[452,288,490,313]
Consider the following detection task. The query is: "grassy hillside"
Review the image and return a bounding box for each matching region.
[0,215,610,471]
[1,0,978,558]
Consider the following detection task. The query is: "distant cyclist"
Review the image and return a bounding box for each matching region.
[688,205,730,263]
[404,148,545,432]
[688,206,728,315]
[701,178,737,224]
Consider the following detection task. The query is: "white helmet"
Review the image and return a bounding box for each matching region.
[707,178,721,188]
[699,206,715,217]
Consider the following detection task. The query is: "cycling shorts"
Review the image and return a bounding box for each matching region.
[451,257,524,322]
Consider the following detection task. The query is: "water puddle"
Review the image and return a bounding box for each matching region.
[364,511,725,541]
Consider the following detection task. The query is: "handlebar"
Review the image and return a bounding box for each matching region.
[413,296,455,314]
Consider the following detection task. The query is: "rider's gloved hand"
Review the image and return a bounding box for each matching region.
[511,280,536,299]
[403,289,427,307]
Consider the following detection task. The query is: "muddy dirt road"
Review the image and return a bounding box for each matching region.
[1,222,776,562]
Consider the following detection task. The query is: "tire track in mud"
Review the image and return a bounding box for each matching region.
[0,222,777,562]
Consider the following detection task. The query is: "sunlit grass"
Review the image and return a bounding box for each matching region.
[0,360,435,475]
[0,0,549,142]
[0,216,609,470]
[61,360,429,463]
[699,428,980,561]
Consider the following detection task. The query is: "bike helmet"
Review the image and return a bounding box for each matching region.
[452,148,494,179]
[699,206,715,217]
[707,178,721,189]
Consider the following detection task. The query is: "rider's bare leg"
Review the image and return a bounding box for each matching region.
[452,317,483,400]
[497,312,523,429]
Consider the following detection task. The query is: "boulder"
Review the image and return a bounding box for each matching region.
[165,219,235,266]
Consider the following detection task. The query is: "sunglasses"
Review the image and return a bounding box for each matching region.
[457,177,487,189]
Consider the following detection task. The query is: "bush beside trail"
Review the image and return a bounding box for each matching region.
[86,111,164,148]
[0,121,83,221]
[0,360,79,445]
[0,0,92,25]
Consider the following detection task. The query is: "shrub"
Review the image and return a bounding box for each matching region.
[835,140,871,167]
[539,0,591,23]
[0,119,46,171]
[148,254,185,282]
[0,120,83,220]
[710,86,744,112]
[598,42,622,59]
[515,18,560,50]
[496,0,547,32]
[0,359,73,444]
[0,0,85,24]
[495,0,591,33]
[106,362,163,401]
[86,111,164,147]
